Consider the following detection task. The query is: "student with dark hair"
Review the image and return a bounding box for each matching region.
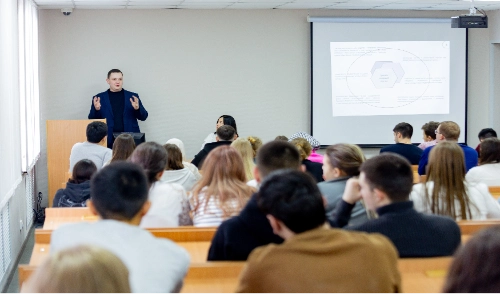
[380,122,423,165]
[475,127,498,156]
[318,143,368,226]
[192,125,236,168]
[236,170,401,293]
[274,135,288,141]
[69,121,112,173]
[443,226,500,293]
[201,115,239,149]
[160,144,199,192]
[208,141,301,261]
[467,137,500,186]
[418,121,439,150]
[89,69,148,148]
[333,153,461,257]
[50,162,190,292]
[129,142,191,227]
[418,121,477,175]
[53,159,97,207]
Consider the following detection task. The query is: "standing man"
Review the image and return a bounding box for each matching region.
[88,69,148,148]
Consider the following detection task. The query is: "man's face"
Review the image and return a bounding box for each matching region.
[106,72,123,92]
[393,131,399,143]
[359,172,377,211]
[216,117,224,130]
[435,125,444,143]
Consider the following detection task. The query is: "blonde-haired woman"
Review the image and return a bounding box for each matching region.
[190,146,255,227]
[231,137,255,181]
[247,136,262,159]
[290,137,324,182]
[22,245,130,293]
[411,141,500,220]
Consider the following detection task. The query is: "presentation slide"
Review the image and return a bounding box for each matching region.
[311,18,467,146]
[330,41,450,117]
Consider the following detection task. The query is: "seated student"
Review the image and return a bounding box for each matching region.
[290,137,324,182]
[129,142,192,227]
[318,144,368,226]
[53,159,97,207]
[418,121,477,175]
[161,144,199,192]
[443,225,500,293]
[418,121,439,150]
[475,128,497,156]
[50,162,190,292]
[165,138,201,180]
[289,131,324,163]
[207,141,301,261]
[411,142,500,220]
[190,146,255,227]
[231,137,255,181]
[380,122,423,165]
[274,135,288,141]
[201,115,238,149]
[69,121,112,173]
[332,153,461,258]
[466,137,500,187]
[236,170,401,293]
[247,136,262,160]
[22,245,131,293]
[192,125,236,169]
[104,133,136,166]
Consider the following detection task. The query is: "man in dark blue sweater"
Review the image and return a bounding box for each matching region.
[380,122,423,165]
[331,153,461,258]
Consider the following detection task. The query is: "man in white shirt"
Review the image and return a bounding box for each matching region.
[51,162,190,292]
[69,121,112,173]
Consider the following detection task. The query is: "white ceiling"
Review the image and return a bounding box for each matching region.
[32,0,500,11]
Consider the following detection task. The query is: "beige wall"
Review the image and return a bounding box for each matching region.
[37,8,494,204]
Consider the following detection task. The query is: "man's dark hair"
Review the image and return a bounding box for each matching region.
[393,122,413,139]
[216,125,236,141]
[86,121,108,143]
[257,170,325,234]
[478,128,497,140]
[90,162,149,221]
[421,121,439,140]
[256,141,301,178]
[107,69,123,78]
[70,159,97,184]
[360,153,413,202]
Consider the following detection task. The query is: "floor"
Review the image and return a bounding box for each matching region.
[5,226,36,293]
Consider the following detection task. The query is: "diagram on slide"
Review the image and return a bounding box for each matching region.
[330,41,450,117]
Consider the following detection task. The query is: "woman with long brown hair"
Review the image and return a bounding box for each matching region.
[410,141,500,220]
[190,146,255,227]
[105,133,136,166]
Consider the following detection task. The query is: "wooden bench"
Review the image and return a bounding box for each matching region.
[181,262,245,293]
[398,256,452,293]
[489,186,500,199]
[458,219,500,235]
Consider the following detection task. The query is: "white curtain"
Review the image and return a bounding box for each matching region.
[19,0,40,172]
[0,0,22,210]
[0,0,39,209]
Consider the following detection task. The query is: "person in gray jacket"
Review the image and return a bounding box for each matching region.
[318,143,369,226]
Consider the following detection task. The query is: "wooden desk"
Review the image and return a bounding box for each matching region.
[181,262,245,293]
[458,219,500,235]
[398,257,452,293]
[489,186,500,199]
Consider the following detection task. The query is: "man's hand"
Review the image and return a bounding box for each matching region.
[93,96,101,111]
[130,95,140,110]
[342,178,362,205]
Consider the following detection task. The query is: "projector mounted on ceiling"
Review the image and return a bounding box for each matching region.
[451,0,488,28]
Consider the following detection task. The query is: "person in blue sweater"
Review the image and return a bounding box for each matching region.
[331,152,461,258]
[88,69,148,148]
[418,121,477,175]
